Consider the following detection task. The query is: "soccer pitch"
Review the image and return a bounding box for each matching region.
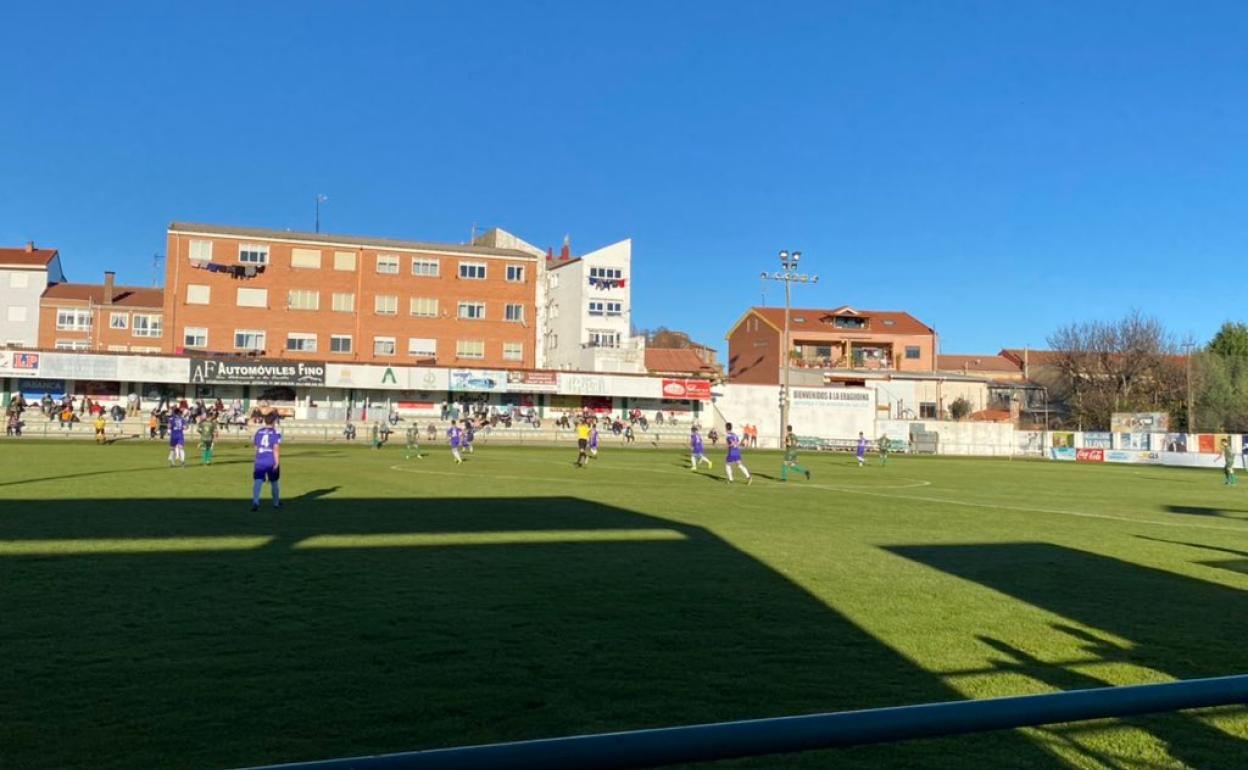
[3,441,1248,769]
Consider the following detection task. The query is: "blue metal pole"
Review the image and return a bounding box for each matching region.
[231,674,1248,770]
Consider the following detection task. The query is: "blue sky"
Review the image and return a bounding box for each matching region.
[4,1,1247,357]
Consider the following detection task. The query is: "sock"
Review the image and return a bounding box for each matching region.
[252,479,263,506]
[739,464,751,479]
[206,447,213,463]
[726,465,735,482]
[794,464,808,476]
[271,481,281,506]
[780,464,788,481]
[691,454,697,468]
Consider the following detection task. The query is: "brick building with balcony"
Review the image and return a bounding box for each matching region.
[38,271,165,352]
[163,223,543,368]
[726,305,937,385]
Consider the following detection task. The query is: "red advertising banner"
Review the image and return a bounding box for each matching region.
[1075,448,1104,462]
[661,379,712,401]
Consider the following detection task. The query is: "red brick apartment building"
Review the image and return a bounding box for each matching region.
[727,305,937,384]
[163,223,541,368]
[38,271,165,352]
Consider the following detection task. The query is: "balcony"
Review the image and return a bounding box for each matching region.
[790,342,896,371]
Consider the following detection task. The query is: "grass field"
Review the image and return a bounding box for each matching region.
[3,438,1248,769]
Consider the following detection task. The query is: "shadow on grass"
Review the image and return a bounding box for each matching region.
[1163,504,1248,518]
[0,498,1061,770]
[887,542,1248,769]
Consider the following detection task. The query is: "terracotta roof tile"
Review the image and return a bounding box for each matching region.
[937,354,1022,374]
[42,283,164,308]
[645,348,716,376]
[750,307,933,336]
[0,247,58,267]
[169,222,537,260]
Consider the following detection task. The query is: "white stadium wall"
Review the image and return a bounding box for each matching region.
[714,384,876,449]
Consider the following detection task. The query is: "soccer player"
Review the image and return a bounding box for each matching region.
[93,413,107,445]
[588,421,600,460]
[690,426,712,470]
[198,415,218,465]
[464,420,476,454]
[405,423,423,460]
[878,432,890,467]
[447,422,464,464]
[371,422,382,450]
[856,431,867,467]
[780,425,811,481]
[1222,438,1237,486]
[168,408,187,467]
[724,422,752,485]
[251,414,281,511]
[575,419,591,467]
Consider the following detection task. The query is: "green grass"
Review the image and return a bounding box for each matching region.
[3,439,1248,769]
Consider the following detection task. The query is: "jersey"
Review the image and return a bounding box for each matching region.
[169,415,186,445]
[726,431,743,462]
[448,426,463,447]
[1225,444,1236,469]
[576,424,590,441]
[253,427,281,468]
[589,428,599,449]
[856,436,867,457]
[406,426,419,447]
[198,420,217,444]
[691,433,704,454]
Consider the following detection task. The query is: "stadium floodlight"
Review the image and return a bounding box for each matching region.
[760,249,818,448]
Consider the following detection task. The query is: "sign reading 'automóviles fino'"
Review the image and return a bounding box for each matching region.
[190,359,326,386]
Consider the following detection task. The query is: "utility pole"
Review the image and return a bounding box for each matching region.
[761,251,818,448]
[152,253,165,287]
[315,194,328,233]
[1182,340,1195,431]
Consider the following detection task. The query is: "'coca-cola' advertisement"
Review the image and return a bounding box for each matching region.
[661,379,712,401]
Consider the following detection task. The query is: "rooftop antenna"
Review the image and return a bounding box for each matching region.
[315,194,328,233]
[470,222,478,244]
[152,253,165,287]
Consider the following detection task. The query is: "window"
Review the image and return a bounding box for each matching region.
[376,254,400,274]
[588,330,619,348]
[905,346,921,360]
[374,295,398,315]
[236,287,268,308]
[330,335,353,354]
[373,337,396,356]
[189,240,214,262]
[238,243,269,265]
[186,284,210,304]
[411,258,440,277]
[10,272,28,288]
[286,333,317,352]
[291,248,322,269]
[589,267,623,280]
[331,292,355,313]
[587,301,623,316]
[458,262,487,280]
[130,346,161,354]
[132,314,162,338]
[56,309,92,331]
[458,301,485,320]
[505,303,524,323]
[6,306,27,323]
[503,342,523,361]
[107,345,128,352]
[919,402,938,419]
[832,316,867,329]
[184,327,208,348]
[456,339,485,359]
[55,340,90,351]
[234,330,266,351]
[334,251,356,271]
[110,312,129,329]
[506,265,525,282]
[410,297,438,317]
[287,289,320,310]
[408,337,437,357]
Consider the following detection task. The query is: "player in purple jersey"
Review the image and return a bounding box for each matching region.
[689,426,712,470]
[588,422,599,459]
[251,414,282,511]
[447,423,464,464]
[723,422,752,485]
[167,408,187,467]
[856,432,867,466]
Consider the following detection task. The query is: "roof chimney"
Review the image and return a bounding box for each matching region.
[560,234,571,261]
[25,241,34,253]
[103,271,115,305]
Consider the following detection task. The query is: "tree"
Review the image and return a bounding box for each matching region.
[1045,310,1182,430]
[1192,322,1248,431]
[1209,322,1248,359]
[640,327,694,349]
[949,397,972,421]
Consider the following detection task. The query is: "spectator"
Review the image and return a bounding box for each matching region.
[624,424,635,443]
[41,393,53,416]
[127,391,140,416]
[709,428,719,445]
[343,421,357,441]
[148,411,158,439]
[110,404,125,423]
[6,411,19,437]
[655,410,665,425]
[158,410,169,439]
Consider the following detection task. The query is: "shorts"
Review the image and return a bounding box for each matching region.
[253,464,280,482]
[169,434,185,447]
[578,438,588,449]
[784,449,798,462]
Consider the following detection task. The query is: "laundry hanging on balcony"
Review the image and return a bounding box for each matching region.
[189,260,266,279]
[588,277,626,289]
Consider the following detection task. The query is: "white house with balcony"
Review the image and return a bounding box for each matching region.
[542,238,645,373]
[0,242,66,348]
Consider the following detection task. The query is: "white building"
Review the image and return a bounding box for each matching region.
[543,238,646,373]
[0,242,66,348]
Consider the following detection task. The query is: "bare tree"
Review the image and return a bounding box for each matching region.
[1045,311,1182,430]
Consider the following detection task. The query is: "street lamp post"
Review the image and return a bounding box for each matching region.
[315,194,328,233]
[762,250,818,448]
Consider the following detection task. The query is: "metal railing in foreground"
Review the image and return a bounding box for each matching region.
[232,673,1248,770]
